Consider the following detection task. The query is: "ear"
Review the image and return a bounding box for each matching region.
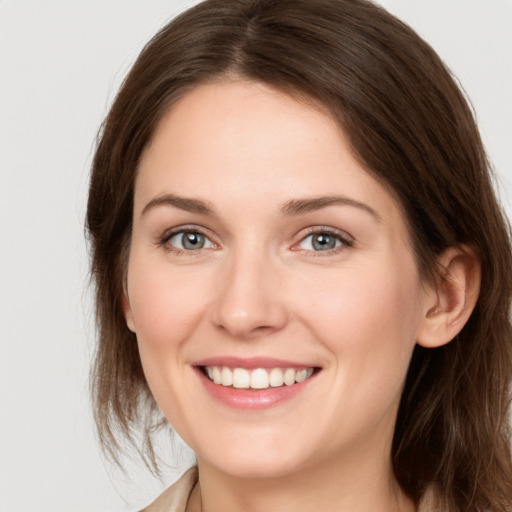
[121,290,136,333]
[417,245,481,348]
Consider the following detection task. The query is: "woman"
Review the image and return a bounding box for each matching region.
[86,0,512,510]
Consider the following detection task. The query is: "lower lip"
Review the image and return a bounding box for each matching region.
[195,368,317,410]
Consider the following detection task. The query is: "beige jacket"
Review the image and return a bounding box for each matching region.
[141,466,441,512]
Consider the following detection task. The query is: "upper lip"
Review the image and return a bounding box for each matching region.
[193,356,318,369]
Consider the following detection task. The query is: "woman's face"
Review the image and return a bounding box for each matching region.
[124,80,432,479]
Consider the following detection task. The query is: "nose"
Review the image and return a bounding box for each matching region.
[211,249,289,340]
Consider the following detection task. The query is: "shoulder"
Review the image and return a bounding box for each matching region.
[140,466,198,512]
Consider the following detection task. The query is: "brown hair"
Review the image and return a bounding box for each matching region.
[86,0,512,509]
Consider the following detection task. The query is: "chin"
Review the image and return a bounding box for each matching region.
[209,455,305,479]
[197,438,314,479]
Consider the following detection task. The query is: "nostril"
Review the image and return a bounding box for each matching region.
[251,325,279,336]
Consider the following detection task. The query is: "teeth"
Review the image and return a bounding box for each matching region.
[233,368,250,389]
[212,367,222,384]
[295,368,308,383]
[205,366,314,390]
[284,368,296,386]
[250,368,269,389]
[269,368,284,387]
[221,366,233,387]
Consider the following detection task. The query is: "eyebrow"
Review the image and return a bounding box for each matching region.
[141,193,380,221]
[280,195,381,220]
[141,194,215,217]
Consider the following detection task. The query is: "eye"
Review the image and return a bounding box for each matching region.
[297,230,351,252]
[166,230,216,251]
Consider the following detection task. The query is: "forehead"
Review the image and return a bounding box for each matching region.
[135,80,407,235]
[138,80,344,188]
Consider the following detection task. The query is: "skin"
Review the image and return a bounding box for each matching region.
[123,80,480,512]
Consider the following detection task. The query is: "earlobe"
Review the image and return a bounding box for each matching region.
[121,291,136,333]
[417,246,481,348]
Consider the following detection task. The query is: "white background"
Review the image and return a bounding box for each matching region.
[1,1,511,511]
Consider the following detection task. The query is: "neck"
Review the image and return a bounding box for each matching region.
[189,449,415,512]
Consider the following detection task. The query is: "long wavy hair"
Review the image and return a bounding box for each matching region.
[86,0,512,510]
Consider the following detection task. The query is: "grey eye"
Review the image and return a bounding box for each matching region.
[169,231,213,250]
[299,233,343,251]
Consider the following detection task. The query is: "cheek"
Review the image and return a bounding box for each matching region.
[125,253,211,422]
[298,256,423,369]
[298,258,424,434]
[126,253,210,355]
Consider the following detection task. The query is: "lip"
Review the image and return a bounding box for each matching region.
[192,357,320,410]
[193,356,313,369]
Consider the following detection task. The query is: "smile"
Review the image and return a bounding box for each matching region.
[204,366,315,390]
[194,357,320,409]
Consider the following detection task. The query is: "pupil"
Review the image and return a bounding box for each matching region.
[313,234,335,251]
[183,232,205,249]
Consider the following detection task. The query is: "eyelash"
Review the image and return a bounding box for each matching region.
[158,225,216,255]
[157,226,353,256]
[293,226,353,257]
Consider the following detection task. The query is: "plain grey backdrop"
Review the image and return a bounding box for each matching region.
[1,1,511,510]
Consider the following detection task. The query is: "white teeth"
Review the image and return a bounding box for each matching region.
[221,367,233,387]
[295,368,308,383]
[269,367,284,387]
[250,368,269,389]
[232,368,250,389]
[283,368,296,386]
[204,366,315,389]
[212,367,222,385]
